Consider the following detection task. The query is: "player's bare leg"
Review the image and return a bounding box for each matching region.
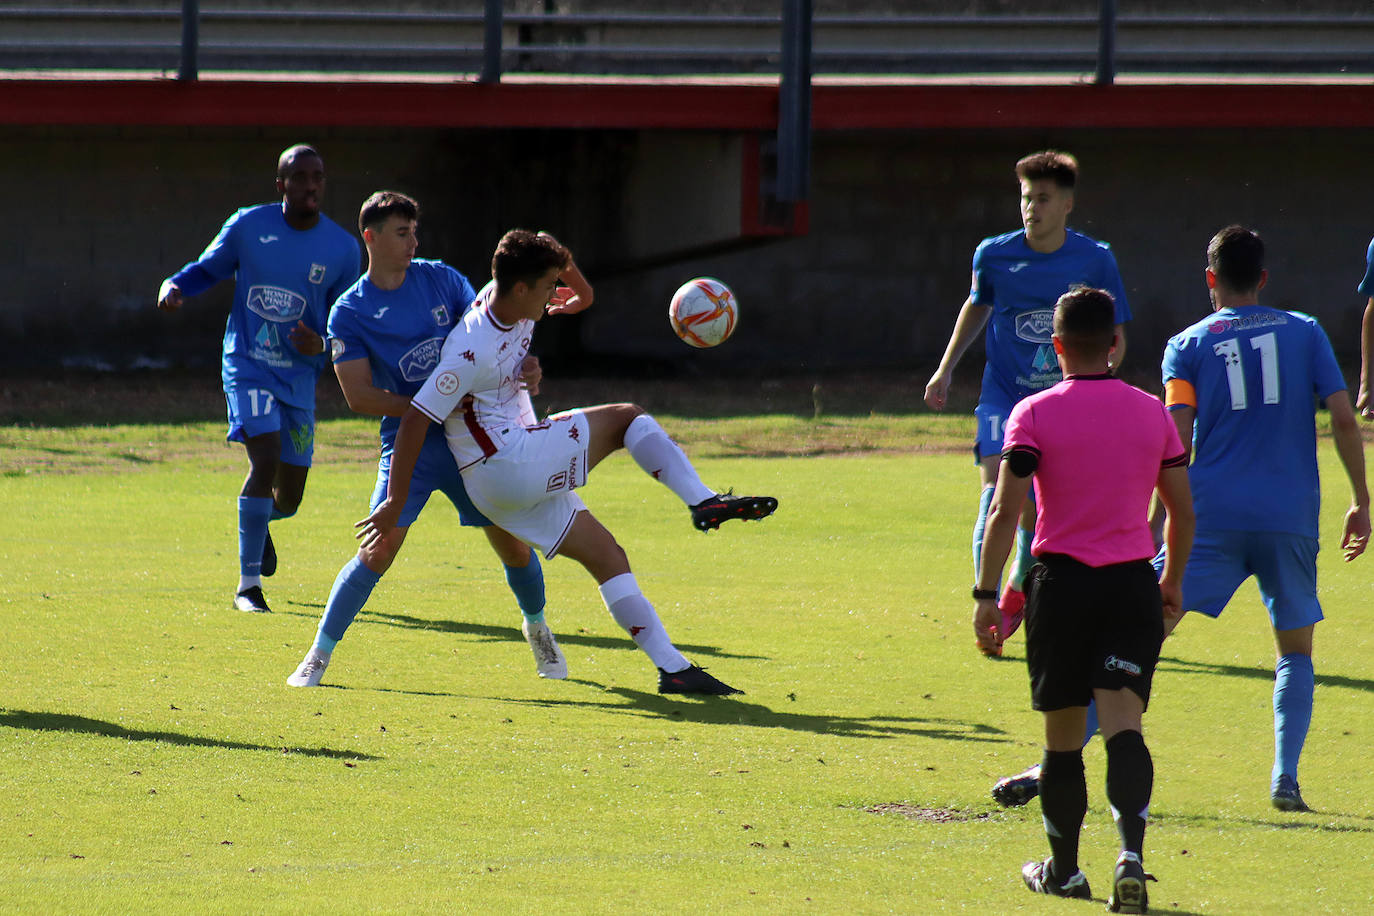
[556,510,740,695]
[576,403,777,532]
[260,461,310,578]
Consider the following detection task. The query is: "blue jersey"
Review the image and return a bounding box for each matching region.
[327,258,477,453]
[971,228,1131,403]
[1162,306,1347,539]
[1359,236,1374,298]
[172,204,360,410]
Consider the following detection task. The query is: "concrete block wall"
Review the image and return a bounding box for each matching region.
[4,124,1373,387]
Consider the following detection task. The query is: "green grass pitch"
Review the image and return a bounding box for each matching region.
[2,415,1373,913]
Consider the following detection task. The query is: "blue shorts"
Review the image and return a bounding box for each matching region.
[225,385,314,467]
[373,433,491,529]
[1153,529,1322,631]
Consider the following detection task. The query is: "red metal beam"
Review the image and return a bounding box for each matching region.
[1,77,1372,130]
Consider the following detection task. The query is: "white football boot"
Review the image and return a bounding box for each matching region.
[522,620,568,679]
[286,647,331,687]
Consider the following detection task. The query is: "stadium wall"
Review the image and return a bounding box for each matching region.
[2,117,1372,382]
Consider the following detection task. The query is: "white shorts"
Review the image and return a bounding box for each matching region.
[460,410,590,558]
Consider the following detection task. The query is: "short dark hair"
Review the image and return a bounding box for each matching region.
[358,191,419,234]
[1015,150,1078,190]
[492,229,570,294]
[277,143,321,178]
[1207,225,1265,293]
[1053,286,1116,359]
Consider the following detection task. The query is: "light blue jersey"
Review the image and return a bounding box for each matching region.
[1162,306,1346,539]
[172,204,361,410]
[972,228,1131,404]
[1359,236,1374,298]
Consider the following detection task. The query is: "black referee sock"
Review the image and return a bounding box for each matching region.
[1105,729,1153,858]
[1039,748,1087,882]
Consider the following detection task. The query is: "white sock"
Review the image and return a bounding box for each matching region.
[599,572,689,672]
[622,414,715,506]
[238,575,261,593]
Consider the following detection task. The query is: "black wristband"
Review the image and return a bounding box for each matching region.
[972,587,998,600]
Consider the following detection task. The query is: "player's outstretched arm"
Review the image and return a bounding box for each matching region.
[334,357,412,417]
[539,231,594,315]
[925,296,990,411]
[1154,464,1194,623]
[1359,299,1374,419]
[1327,390,1371,560]
[357,406,430,549]
[973,459,1031,652]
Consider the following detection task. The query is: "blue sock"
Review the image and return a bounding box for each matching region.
[1082,700,1099,747]
[504,552,546,624]
[972,485,995,582]
[237,496,274,576]
[1273,653,1315,783]
[315,556,382,652]
[1008,525,1035,591]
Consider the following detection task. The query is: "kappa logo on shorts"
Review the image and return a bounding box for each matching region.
[1104,655,1142,676]
[435,371,460,396]
[461,350,476,364]
[567,425,580,442]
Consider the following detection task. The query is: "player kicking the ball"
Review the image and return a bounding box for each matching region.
[357,229,777,694]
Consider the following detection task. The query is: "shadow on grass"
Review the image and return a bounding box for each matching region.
[1152,806,1374,834]
[0,708,380,761]
[1159,655,1374,693]
[486,680,1011,742]
[278,605,767,661]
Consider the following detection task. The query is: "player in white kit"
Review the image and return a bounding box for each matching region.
[357,229,778,694]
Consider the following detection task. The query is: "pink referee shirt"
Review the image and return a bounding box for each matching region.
[1003,374,1186,568]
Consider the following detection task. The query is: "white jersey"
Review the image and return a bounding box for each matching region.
[411,287,535,470]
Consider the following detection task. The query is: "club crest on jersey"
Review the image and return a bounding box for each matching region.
[247,285,307,322]
[432,305,450,326]
[309,263,327,285]
[399,337,444,382]
[435,371,460,396]
[1014,309,1055,343]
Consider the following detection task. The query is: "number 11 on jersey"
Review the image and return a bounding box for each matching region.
[1212,332,1279,410]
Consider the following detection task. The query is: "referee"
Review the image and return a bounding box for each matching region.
[973,286,1194,913]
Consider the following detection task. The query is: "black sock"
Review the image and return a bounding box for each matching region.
[1105,729,1153,858]
[1039,748,1087,881]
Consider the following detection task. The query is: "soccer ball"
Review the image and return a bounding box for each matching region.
[669,277,738,348]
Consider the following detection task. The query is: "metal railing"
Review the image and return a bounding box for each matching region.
[2,3,1371,82]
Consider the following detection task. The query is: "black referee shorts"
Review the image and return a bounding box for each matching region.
[1023,553,1165,712]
